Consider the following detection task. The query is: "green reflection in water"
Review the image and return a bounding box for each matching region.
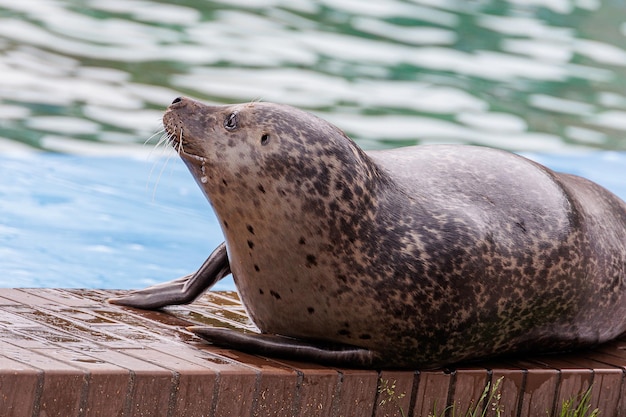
[1,0,626,152]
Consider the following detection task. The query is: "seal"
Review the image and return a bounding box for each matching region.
[109,97,626,369]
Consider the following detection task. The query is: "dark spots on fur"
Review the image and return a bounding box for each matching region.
[328,201,340,215]
[314,166,331,197]
[338,329,351,337]
[307,307,315,314]
[523,265,537,277]
[222,179,228,187]
[270,290,281,300]
[223,221,229,229]
[258,184,266,194]
[515,220,527,233]
[259,288,264,295]
[337,216,359,246]
[359,334,372,340]
[337,274,350,285]
[247,240,254,249]
[341,187,354,201]
[299,237,306,245]
[305,254,318,268]
[254,264,260,272]
[303,197,327,218]
[247,224,255,235]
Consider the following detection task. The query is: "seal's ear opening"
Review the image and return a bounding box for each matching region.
[224,112,239,130]
[261,134,270,145]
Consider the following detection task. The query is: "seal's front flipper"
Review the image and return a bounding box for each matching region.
[108,242,230,310]
[189,326,379,368]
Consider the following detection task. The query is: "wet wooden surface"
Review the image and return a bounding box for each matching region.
[0,288,624,417]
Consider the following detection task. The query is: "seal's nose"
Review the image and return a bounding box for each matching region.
[172,97,183,105]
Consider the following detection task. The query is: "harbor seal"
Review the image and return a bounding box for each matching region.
[109,97,626,369]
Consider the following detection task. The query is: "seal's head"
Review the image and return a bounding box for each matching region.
[163,97,386,217]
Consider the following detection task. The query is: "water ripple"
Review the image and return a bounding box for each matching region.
[1,0,626,152]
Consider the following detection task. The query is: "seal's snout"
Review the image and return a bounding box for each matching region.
[172,97,183,105]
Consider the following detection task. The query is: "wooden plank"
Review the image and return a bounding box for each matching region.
[213,368,259,417]
[2,289,626,417]
[119,347,218,417]
[487,365,525,417]
[0,288,63,306]
[0,340,86,417]
[0,355,40,417]
[557,354,623,416]
[528,356,594,417]
[21,288,101,307]
[3,305,148,349]
[449,367,489,416]
[252,369,299,417]
[584,343,626,416]
[333,369,378,417]
[296,370,341,417]
[411,369,452,417]
[584,358,625,416]
[0,295,20,306]
[32,347,130,417]
[196,346,299,417]
[270,359,341,417]
[375,370,416,417]
[202,347,299,417]
[85,305,201,344]
[512,360,559,417]
[92,349,176,417]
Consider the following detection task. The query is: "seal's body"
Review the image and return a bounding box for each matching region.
[110,98,626,369]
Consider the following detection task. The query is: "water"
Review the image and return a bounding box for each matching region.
[0,153,228,289]
[2,0,626,152]
[0,0,625,289]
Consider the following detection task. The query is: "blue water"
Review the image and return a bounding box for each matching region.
[1,152,624,290]
[0,153,226,289]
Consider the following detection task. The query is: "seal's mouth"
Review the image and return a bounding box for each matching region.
[162,97,207,162]
[162,109,183,152]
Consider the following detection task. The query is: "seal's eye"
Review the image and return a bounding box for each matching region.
[261,134,270,145]
[224,112,238,130]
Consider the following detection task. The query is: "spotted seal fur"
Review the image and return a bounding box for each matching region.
[109,97,626,369]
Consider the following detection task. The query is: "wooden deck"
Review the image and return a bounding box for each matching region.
[0,289,624,417]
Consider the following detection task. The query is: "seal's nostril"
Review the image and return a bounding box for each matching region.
[172,97,183,104]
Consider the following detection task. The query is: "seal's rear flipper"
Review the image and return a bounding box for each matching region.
[108,242,230,309]
[189,326,378,368]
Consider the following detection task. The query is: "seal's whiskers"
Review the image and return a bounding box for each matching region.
[175,128,184,155]
[147,129,177,201]
[144,128,165,147]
